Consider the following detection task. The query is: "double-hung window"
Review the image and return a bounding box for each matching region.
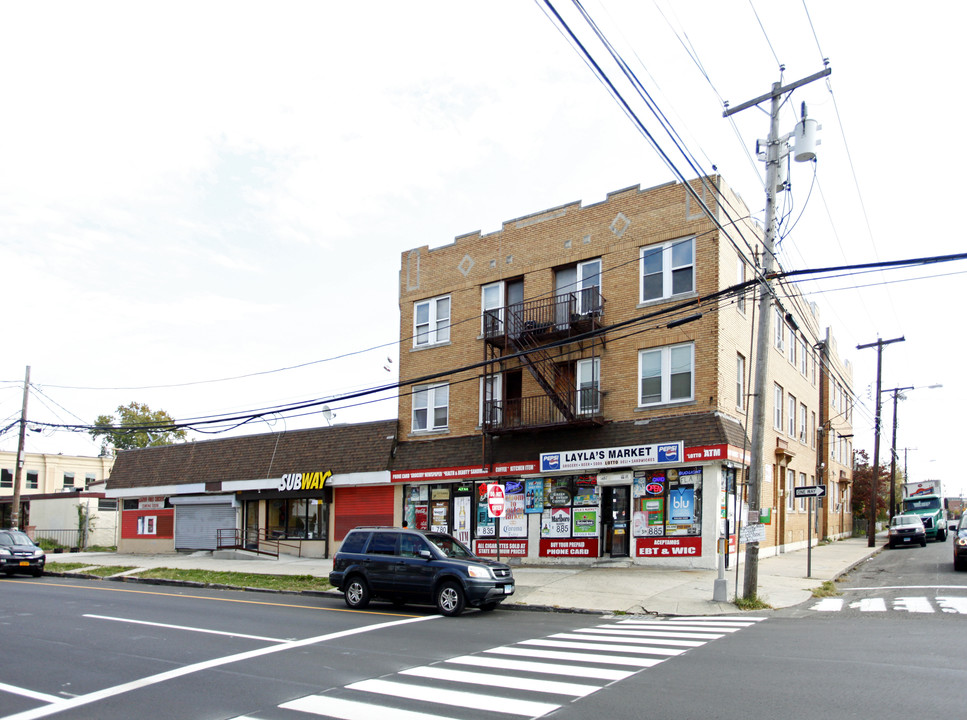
[479,374,502,427]
[638,343,693,406]
[774,308,784,351]
[737,257,747,314]
[788,395,797,437]
[640,238,694,303]
[799,403,807,444]
[481,283,503,335]
[414,295,450,347]
[774,384,784,430]
[736,353,746,410]
[576,358,600,415]
[412,383,449,432]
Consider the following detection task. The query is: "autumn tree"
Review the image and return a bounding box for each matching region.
[90,402,187,451]
[850,449,891,521]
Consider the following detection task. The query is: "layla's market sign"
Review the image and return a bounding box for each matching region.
[540,442,683,472]
[278,470,332,492]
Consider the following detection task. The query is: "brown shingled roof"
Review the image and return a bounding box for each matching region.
[107,419,398,491]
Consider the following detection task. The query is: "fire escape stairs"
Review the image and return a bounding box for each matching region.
[504,306,576,423]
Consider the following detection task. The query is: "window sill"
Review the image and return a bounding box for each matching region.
[408,429,450,438]
[634,399,696,413]
[636,290,698,310]
[410,341,452,352]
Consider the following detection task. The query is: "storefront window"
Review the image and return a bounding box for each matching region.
[267,499,327,539]
[539,475,599,539]
[633,467,702,538]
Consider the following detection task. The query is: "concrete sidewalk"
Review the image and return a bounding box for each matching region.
[46,534,885,616]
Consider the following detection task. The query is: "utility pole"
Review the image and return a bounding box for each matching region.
[856,338,904,546]
[11,365,30,530]
[885,386,913,522]
[724,67,830,599]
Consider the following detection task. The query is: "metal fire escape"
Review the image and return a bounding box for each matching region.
[481,288,605,434]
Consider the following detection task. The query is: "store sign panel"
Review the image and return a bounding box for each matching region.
[278,471,332,492]
[540,442,683,472]
[539,538,599,557]
[636,537,703,557]
[475,539,528,557]
[391,461,538,483]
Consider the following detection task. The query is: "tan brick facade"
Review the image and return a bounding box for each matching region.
[397,175,852,559]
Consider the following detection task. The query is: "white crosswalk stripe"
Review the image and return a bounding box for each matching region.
[809,594,967,614]
[248,616,766,720]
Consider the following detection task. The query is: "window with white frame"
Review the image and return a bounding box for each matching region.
[640,237,694,303]
[479,374,502,427]
[811,352,817,385]
[414,295,450,347]
[786,469,795,511]
[799,473,807,512]
[481,282,503,335]
[774,308,784,350]
[810,411,816,448]
[736,353,746,410]
[412,383,449,432]
[638,343,694,406]
[830,429,837,460]
[789,332,797,367]
[799,340,808,376]
[799,403,807,444]
[788,394,797,437]
[774,384,784,430]
[576,358,600,415]
[63,472,74,488]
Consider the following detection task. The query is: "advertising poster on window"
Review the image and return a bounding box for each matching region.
[541,507,571,538]
[500,489,527,538]
[454,495,471,544]
[572,508,598,537]
[525,478,544,513]
[633,497,665,537]
[572,475,599,506]
[431,500,449,533]
[476,484,496,537]
[414,505,429,530]
[667,485,695,535]
[544,477,572,507]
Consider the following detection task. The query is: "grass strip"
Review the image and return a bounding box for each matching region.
[134,567,332,593]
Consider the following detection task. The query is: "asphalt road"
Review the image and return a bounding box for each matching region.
[1,537,964,720]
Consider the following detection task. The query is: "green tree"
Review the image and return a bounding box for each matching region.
[90,401,187,451]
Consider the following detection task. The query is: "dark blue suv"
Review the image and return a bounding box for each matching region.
[329,527,515,616]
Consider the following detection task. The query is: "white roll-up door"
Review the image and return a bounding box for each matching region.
[175,503,237,550]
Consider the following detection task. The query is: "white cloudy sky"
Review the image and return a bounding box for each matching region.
[1,1,963,495]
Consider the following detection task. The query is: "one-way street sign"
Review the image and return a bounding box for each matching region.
[793,485,827,498]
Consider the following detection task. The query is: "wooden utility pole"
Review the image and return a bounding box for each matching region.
[11,365,30,530]
[724,67,830,599]
[856,338,904,546]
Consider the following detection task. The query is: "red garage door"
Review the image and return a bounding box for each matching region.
[334,486,394,540]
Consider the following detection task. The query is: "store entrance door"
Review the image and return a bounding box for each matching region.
[605,486,630,557]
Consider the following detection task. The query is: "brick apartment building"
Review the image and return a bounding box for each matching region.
[389,175,853,568]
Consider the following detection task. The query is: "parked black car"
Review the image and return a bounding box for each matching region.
[329,527,514,616]
[888,514,926,549]
[0,530,46,577]
[954,515,967,571]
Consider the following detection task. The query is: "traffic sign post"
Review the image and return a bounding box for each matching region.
[793,485,827,576]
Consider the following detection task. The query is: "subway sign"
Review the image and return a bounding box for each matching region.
[278,470,332,492]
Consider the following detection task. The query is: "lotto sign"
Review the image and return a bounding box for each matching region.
[487,484,506,518]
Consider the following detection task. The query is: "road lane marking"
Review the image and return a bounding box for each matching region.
[937,596,967,614]
[484,646,664,668]
[345,678,560,717]
[842,586,967,591]
[850,598,887,612]
[83,614,291,643]
[0,616,439,720]
[0,684,62,705]
[614,621,743,632]
[519,638,686,656]
[445,655,633,681]
[399,666,599,697]
[279,695,461,720]
[895,596,935,613]
[0,579,418,617]
[574,628,705,646]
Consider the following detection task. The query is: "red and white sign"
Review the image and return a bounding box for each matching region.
[637,536,703,557]
[539,538,599,557]
[390,461,539,483]
[487,484,505,518]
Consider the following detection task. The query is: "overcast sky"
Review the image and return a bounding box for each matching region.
[1,1,963,496]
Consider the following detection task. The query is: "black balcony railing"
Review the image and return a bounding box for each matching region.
[483,388,602,433]
[484,289,604,345]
